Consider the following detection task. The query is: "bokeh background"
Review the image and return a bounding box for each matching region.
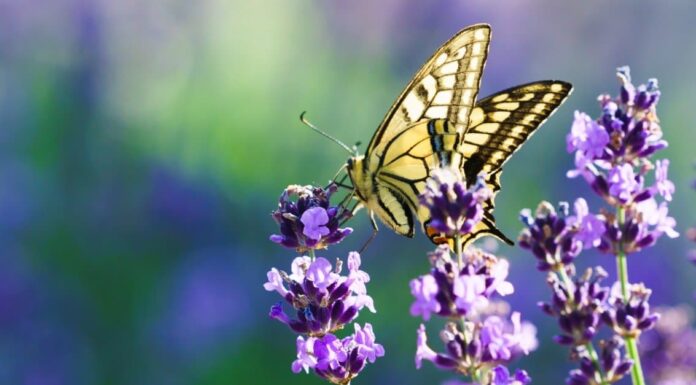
[1,0,695,384]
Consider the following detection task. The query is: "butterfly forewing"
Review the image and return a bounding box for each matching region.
[353,24,492,238]
[368,24,491,159]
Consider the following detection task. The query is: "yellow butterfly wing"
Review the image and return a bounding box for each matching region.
[358,24,492,237]
[423,81,573,246]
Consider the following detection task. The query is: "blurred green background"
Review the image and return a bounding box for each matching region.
[1,0,695,384]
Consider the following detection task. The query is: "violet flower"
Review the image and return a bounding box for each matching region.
[597,197,678,255]
[415,316,536,373]
[292,323,385,384]
[518,200,603,271]
[410,245,515,320]
[602,283,660,338]
[420,167,492,237]
[566,67,668,208]
[264,253,375,336]
[270,184,353,251]
[265,182,384,384]
[540,267,609,346]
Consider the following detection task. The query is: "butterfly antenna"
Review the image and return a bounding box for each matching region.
[352,141,362,154]
[300,112,354,155]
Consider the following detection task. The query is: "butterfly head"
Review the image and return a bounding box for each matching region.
[346,155,369,202]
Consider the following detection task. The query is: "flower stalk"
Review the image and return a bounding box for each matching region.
[518,63,673,385]
[265,183,384,384]
[413,168,535,385]
[615,202,646,385]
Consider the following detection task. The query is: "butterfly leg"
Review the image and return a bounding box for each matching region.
[358,211,379,254]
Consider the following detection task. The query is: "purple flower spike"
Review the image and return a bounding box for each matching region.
[291,325,383,384]
[410,245,515,320]
[566,67,670,207]
[598,198,678,255]
[415,316,536,375]
[604,283,659,338]
[518,65,676,385]
[264,253,375,337]
[518,201,589,271]
[270,184,353,252]
[420,167,491,238]
[541,267,609,346]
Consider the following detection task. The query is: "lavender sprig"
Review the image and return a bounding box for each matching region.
[520,67,677,385]
[264,253,375,336]
[265,184,384,384]
[520,202,635,385]
[413,168,536,385]
[270,183,353,252]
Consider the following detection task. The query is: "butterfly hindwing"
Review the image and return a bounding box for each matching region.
[461,81,573,178]
[426,81,573,245]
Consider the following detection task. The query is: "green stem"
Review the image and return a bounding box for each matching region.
[454,236,463,268]
[558,268,608,385]
[309,248,316,261]
[585,343,609,385]
[471,368,483,385]
[558,266,575,293]
[615,206,646,385]
[453,235,477,381]
[454,235,469,337]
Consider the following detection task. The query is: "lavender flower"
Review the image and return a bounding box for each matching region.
[568,337,633,385]
[264,252,375,336]
[410,245,514,320]
[540,267,609,346]
[420,168,491,237]
[652,160,674,201]
[518,200,603,271]
[266,184,384,384]
[292,323,385,384]
[566,67,669,207]
[270,184,353,251]
[602,283,659,338]
[597,198,678,255]
[415,315,536,373]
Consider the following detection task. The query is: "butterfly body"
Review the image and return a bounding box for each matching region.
[345,24,572,246]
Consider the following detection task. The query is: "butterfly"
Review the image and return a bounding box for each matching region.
[344,23,572,247]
